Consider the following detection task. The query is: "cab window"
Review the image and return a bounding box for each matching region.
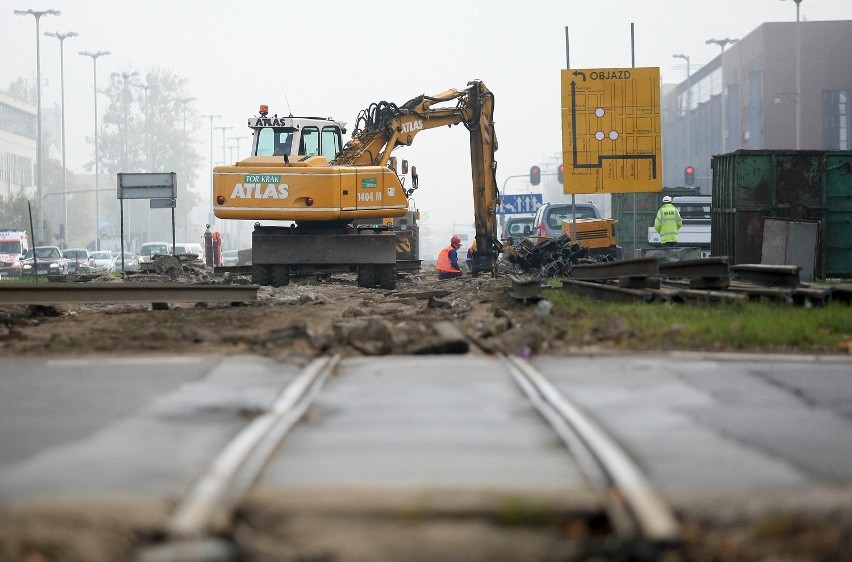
[301,127,320,156]
[321,126,342,159]
[256,128,295,156]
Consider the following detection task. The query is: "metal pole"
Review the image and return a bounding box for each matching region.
[201,114,221,225]
[565,25,577,238]
[795,0,802,149]
[79,50,110,251]
[15,9,60,244]
[178,98,196,242]
[673,54,692,165]
[707,38,738,154]
[138,82,152,240]
[631,23,637,258]
[229,136,247,160]
[215,126,233,165]
[44,30,77,247]
[113,71,139,174]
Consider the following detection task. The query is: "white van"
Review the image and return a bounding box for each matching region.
[138,242,172,265]
[0,230,30,277]
[173,242,204,258]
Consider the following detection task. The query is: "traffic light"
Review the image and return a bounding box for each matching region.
[530,165,541,186]
[684,165,695,186]
[557,164,564,184]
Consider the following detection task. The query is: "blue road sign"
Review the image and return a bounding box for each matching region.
[497,193,543,215]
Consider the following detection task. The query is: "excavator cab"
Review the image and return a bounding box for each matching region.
[248,108,346,161]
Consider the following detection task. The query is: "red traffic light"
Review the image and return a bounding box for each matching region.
[684,165,695,186]
[530,165,541,186]
[557,164,564,184]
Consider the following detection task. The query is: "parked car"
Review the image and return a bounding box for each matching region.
[501,216,535,247]
[173,242,204,259]
[88,250,116,273]
[138,242,172,266]
[20,246,69,276]
[63,248,91,273]
[114,252,140,272]
[221,249,240,267]
[531,202,602,239]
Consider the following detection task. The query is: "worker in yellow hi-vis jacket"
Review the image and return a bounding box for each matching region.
[654,196,683,244]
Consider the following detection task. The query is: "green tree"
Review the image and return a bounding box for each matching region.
[40,158,95,248]
[0,192,35,234]
[87,68,203,245]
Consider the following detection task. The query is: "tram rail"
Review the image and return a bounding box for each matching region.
[138,352,680,560]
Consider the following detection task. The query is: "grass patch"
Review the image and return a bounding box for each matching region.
[526,287,852,353]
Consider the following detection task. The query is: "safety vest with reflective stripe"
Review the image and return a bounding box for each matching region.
[654,203,683,243]
[435,245,459,272]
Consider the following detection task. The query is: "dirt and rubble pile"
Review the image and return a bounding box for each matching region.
[0,270,577,362]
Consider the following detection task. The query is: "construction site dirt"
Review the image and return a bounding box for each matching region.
[0,270,567,362]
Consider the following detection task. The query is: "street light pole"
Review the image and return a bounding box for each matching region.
[706,38,738,153]
[215,126,233,165]
[135,82,152,172]
[781,0,804,149]
[136,81,153,240]
[229,136,248,160]
[113,71,139,173]
[14,8,60,244]
[201,114,220,225]
[178,97,196,242]
[673,53,692,165]
[79,50,110,250]
[44,29,77,247]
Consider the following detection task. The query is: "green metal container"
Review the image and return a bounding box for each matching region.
[613,187,701,258]
[711,150,852,278]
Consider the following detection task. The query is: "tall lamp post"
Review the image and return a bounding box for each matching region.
[673,53,692,165]
[135,82,153,172]
[201,114,220,226]
[136,81,154,240]
[215,126,233,165]
[14,8,60,244]
[706,38,738,153]
[177,97,196,242]
[781,0,803,148]
[112,72,139,173]
[228,136,248,160]
[214,126,233,242]
[79,49,110,250]
[44,29,77,247]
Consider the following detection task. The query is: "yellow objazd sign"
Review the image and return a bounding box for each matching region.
[561,67,662,194]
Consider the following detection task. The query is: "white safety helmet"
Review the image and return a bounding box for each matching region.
[662,195,672,203]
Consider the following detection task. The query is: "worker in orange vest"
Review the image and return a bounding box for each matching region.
[435,235,463,279]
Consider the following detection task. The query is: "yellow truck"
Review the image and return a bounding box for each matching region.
[212,81,499,288]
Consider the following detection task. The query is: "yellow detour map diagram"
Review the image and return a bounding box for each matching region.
[561,67,662,194]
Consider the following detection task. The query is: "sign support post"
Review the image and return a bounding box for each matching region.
[117,172,177,273]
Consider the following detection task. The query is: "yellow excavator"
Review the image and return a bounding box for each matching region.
[212,80,499,288]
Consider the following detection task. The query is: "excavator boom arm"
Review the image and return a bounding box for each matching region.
[333,80,500,269]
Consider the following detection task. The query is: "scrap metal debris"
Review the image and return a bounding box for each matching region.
[505,235,617,277]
